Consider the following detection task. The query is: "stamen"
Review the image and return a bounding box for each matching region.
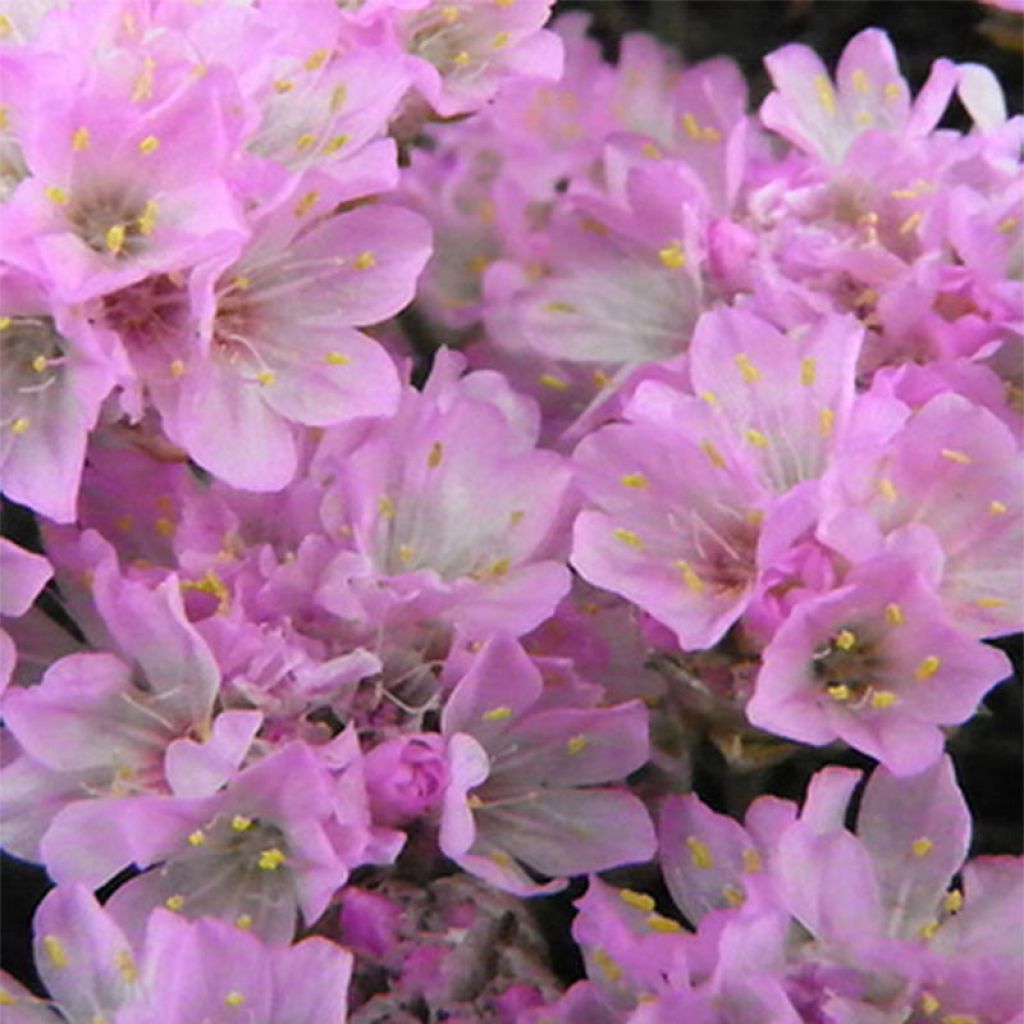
[686,836,714,869]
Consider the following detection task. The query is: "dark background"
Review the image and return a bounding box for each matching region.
[3,0,1021,996]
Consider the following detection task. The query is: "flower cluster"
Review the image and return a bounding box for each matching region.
[0,2,1020,1022]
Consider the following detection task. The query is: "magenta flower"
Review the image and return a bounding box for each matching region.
[0,538,51,691]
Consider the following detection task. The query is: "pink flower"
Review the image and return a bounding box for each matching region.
[761,28,958,165]
[439,634,655,895]
[745,553,1012,774]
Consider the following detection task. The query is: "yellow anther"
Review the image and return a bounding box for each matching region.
[899,211,924,235]
[997,216,1018,234]
[304,48,329,71]
[700,390,719,407]
[918,919,939,940]
[453,50,471,67]
[885,602,904,625]
[329,83,348,113]
[915,656,941,681]
[658,240,687,269]
[225,991,245,1008]
[920,992,940,1015]
[72,126,90,151]
[0,14,11,36]
[45,186,70,205]
[680,111,702,139]
[115,514,134,533]
[733,353,761,384]
[744,427,769,448]
[675,560,705,593]
[646,913,682,933]
[943,888,963,913]
[701,439,727,469]
[593,948,621,983]
[151,517,174,540]
[641,141,662,159]
[377,495,396,518]
[814,74,836,115]
[10,417,29,435]
[488,557,511,577]
[722,884,746,908]
[495,0,516,6]
[137,199,158,236]
[819,407,835,437]
[489,850,514,867]
[0,317,10,330]
[116,949,137,982]
[231,814,253,832]
[131,60,155,102]
[942,1017,980,1024]
[0,988,13,1005]
[509,509,525,526]
[613,528,643,549]
[566,735,588,755]
[538,373,569,392]
[165,894,185,911]
[483,705,512,721]
[256,370,276,386]
[296,133,318,152]
[851,68,870,94]
[686,836,714,870]
[235,914,253,929]
[322,133,350,155]
[257,847,286,871]
[353,251,376,270]
[940,448,971,465]
[855,111,874,127]
[989,500,1008,515]
[618,888,655,913]
[467,794,484,809]
[620,472,648,489]
[827,684,852,702]
[273,78,294,93]
[138,134,159,155]
[976,597,1008,609]
[800,356,816,386]
[700,124,722,142]
[592,369,612,389]
[397,544,414,565]
[427,441,443,468]
[43,936,69,968]
[742,847,762,873]
[877,477,898,501]
[170,359,186,377]
[884,82,902,102]
[870,690,897,709]
[105,224,126,255]
[911,836,934,857]
[288,189,319,219]
[0,106,8,131]
[31,354,48,373]
[890,188,919,200]
[543,300,576,314]
[492,30,511,49]
[188,829,206,846]
[834,629,857,651]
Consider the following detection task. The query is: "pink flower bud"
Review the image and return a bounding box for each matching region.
[364,734,450,827]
